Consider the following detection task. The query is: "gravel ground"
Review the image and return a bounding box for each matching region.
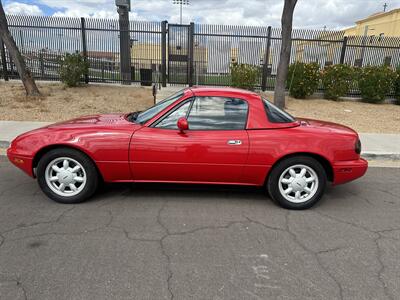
[0,81,399,133]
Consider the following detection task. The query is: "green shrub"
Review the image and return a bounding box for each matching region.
[230,63,260,90]
[287,62,320,98]
[394,67,400,105]
[357,65,396,103]
[59,52,89,87]
[322,64,354,100]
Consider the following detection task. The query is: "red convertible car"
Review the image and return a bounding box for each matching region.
[7,87,367,209]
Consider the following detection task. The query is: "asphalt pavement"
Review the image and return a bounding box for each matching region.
[0,157,399,300]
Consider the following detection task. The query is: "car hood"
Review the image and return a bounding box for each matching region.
[297,118,357,136]
[46,114,133,129]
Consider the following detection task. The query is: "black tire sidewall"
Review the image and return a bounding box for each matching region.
[37,148,99,204]
[267,156,327,210]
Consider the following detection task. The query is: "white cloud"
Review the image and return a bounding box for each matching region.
[22,0,400,29]
[4,2,44,16]
[52,9,118,19]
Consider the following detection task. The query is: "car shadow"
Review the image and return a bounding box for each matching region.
[93,182,270,205]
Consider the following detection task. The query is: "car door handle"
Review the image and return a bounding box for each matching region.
[227,140,242,145]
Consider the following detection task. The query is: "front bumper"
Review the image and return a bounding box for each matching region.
[332,158,368,185]
[7,146,35,177]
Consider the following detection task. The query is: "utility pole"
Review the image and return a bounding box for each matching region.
[115,0,132,84]
[172,0,189,25]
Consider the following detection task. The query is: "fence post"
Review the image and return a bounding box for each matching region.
[118,6,132,85]
[39,52,45,79]
[261,26,272,91]
[339,36,348,64]
[0,39,8,81]
[101,61,105,82]
[188,22,195,87]
[161,21,167,87]
[80,17,89,84]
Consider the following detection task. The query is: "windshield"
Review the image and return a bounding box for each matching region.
[133,90,185,124]
[262,98,296,123]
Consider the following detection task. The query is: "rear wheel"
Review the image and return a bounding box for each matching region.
[37,148,99,204]
[267,156,327,210]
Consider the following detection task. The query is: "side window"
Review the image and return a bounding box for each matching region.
[187,96,248,130]
[263,98,295,123]
[155,100,192,129]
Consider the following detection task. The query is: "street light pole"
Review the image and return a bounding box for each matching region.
[172,0,189,25]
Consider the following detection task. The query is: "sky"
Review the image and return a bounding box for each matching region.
[3,0,400,30]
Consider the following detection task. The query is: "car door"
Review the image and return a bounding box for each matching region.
[130,96,250,184]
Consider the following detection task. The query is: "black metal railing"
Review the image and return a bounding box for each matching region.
[1,15,399,97]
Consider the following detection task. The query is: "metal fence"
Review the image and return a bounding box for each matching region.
[1,15,400,96]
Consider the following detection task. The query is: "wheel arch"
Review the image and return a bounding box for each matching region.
[265,152,334,185]
[32,144,104,181]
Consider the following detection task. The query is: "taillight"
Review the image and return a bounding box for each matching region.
[355,139,361,154]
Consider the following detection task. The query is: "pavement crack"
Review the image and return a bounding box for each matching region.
[313,210,375,235]
[364,186,399,200]
[0,233,4,249]
[243,215,286,232]
[109,226,160,243]
[1,275,28,300]
[155,200,247,300]
[156,200,174,300]
[1,206,76,237]
[347,190,374,206]
[316,246,346,255]
[0,183,25,199]
[17,278,28,300]
[374,234,394,300]
[376,227,400,234]
[104,209,114,228]
[168,220,248,237]
[6,217,116,243]
[309,210,398,299]
[285,211,344,300]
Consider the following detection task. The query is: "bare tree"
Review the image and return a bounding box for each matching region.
[273,0,297,109]
[0,1,40,96]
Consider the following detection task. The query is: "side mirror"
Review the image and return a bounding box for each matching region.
[177,117,189,132]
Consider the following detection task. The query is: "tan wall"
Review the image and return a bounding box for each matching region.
[344,9,400,37]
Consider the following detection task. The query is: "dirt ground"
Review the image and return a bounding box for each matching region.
[0,81,399,133]
[0,81,154,122]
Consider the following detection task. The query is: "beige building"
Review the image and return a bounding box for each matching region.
[295,8,400,68]
[344,8,400,37]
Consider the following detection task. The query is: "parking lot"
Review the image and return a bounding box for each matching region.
[0,157,399,300]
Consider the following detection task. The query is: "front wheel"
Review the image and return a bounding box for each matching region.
[267,156,327,210]
[37,148,99,204]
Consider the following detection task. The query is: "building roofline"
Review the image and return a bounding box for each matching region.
[355,8,400,24]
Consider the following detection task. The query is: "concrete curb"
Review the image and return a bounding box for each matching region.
[361,153,400,161]
[0,141,9,149]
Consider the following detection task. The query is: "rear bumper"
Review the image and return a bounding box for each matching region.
[332,158,368,185]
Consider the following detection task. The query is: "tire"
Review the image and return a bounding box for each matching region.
[37,148,99,204]
[267,156,327,210]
